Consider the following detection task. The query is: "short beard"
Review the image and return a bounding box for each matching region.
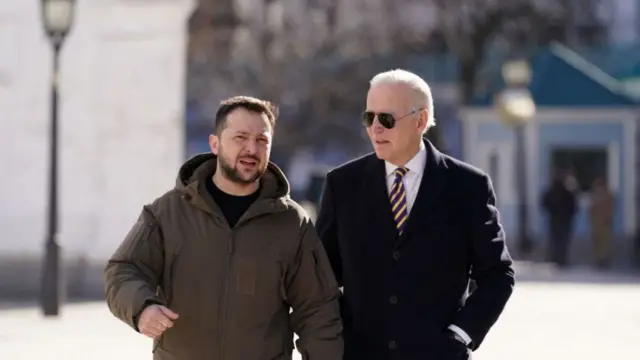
[218,153,264,185]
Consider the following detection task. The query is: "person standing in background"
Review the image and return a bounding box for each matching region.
[589,177,615,269]
[541,169,578,268]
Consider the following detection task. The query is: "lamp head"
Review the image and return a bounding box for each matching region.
[501,60,531,87]
[41,0,76,45]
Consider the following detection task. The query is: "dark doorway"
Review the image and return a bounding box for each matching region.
[550,147,608,192]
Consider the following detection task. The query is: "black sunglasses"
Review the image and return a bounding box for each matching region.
[362,108,423,129]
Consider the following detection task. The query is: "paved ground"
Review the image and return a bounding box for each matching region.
[1,267,639,359]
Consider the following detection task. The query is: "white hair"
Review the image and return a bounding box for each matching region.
[369,69,435,132]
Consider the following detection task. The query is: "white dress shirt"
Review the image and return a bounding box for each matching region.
[384,141,473,346]
[384,141,427,212]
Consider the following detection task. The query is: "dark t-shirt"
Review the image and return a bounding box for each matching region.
[205,178,260,227]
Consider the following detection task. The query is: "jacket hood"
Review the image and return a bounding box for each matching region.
[176,153,290,200]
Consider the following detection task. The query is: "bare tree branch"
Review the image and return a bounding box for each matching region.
[433,0,610,104]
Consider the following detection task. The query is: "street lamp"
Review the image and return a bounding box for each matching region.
[40,0,76,317]
[495,59,536,258]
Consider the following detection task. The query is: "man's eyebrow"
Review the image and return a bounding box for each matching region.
[232,130,272,138]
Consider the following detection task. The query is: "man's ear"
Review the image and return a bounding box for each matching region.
[209,134,219,155]
[417,110,428,132]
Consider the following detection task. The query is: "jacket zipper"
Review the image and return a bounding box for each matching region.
[219,231,234,360]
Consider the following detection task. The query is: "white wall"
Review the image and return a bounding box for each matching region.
[0,0,195,262]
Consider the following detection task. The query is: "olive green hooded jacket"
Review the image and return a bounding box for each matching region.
[104,154,343,360]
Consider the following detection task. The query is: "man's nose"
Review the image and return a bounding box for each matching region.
[244,140,258,154]
[372,118,385,134]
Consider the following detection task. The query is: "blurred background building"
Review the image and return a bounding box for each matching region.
[2,0,640,300]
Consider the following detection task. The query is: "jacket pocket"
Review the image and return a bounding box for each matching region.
[119,206,162,266]
[117,214,157,261]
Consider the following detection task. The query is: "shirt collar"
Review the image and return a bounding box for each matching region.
[385,141,427,177]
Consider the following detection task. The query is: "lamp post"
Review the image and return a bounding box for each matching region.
[40,0,76,317]
[495,59,536,258]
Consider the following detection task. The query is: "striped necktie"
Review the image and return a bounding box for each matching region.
[390,167,409,235]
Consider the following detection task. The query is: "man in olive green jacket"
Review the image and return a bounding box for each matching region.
[104,96,342,360]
